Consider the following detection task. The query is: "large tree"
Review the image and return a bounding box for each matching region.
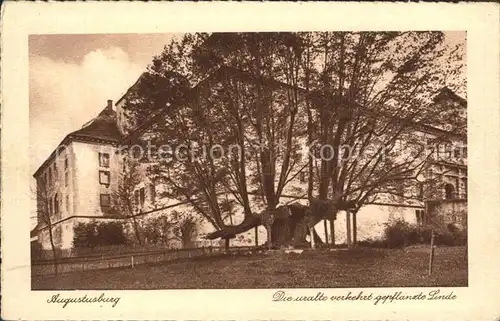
[110,158,145,245]
[125,32,465,248]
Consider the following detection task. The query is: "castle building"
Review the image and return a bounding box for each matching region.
[32,101,123,249]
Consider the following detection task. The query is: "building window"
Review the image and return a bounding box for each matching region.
[435,143,441,159]
[445,143,452,159]
[99,171,110,186]
[65,171,69,186]
[64,157,69,170]
[299,171,306,183]
[48,167,52,185]
[66,194,69,211]
[139,187,145,206]
[462,178,468,198]
[437,143,452,160]
[444,183,455,199]
[100,194,111,208]
[99,153,110,168]
[134,190,140,208]
[54,194,59,215]
[54,163,58,178]
[415,210,426,227]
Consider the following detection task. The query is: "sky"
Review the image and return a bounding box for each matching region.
[29,33,183,176]
[29,33,182,225]
[29,31,466,177]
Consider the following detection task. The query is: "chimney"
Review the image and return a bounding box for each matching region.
[107,99,113,110]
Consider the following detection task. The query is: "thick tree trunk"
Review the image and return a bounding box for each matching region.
[352,211,357,245]
[346,210,352,248]
[265,224,272,249]
[330,219,335,245]
[205,201,340,249]
[205,215,261,240]
[323,220,329,245]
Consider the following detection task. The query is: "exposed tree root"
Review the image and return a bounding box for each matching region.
[205,201,338,248]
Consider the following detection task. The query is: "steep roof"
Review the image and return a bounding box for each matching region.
[433,87,467,107]
[33,103,122,178]
[115,72,148,106]
[68,105,122,143]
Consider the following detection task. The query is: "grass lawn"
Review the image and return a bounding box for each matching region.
[32,246,467,290]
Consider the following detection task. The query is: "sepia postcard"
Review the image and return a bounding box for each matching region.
[1,2,499,321]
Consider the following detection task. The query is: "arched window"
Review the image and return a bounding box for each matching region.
[444,184,455,199]
[54,194,59,214]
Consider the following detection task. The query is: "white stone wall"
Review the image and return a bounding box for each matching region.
[35,141,123,249]
[35,142,77,250]
[71,141,121,218]
[189,199,421,247]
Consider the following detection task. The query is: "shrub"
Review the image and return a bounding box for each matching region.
[72,221,128,248]
[357,239,388,248]
[383,219,417,248]
[142,216,176,246]
[382,219,467,248]
[30,241,44,260]
[97,221,128,245]
[434,223,467,246]
[72,222,93,248]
